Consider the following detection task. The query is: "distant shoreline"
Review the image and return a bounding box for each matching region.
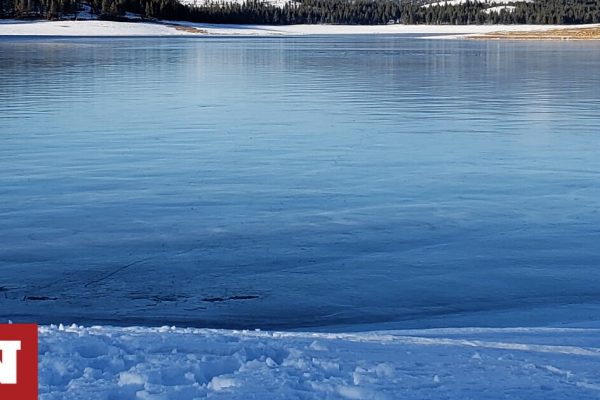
[2,19,600,39]
[471,26,600,40]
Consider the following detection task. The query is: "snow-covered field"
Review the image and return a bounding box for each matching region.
[1,19,598,37]
[39,324,600,399]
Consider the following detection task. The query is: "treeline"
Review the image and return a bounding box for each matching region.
[2,0,600,25]
[179,0,600,24]
[1,0,78,18]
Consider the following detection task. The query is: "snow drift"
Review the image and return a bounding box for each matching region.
[39,324,600,399]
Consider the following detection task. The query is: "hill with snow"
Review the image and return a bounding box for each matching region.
[179,0,292,7]
[422,0,531,14]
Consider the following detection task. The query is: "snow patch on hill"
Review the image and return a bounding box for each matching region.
[484,5,516,13]
[424,0,530,6]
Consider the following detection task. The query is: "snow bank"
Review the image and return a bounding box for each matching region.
[1,19,598,37]
[39,324,600,399]
[0,20,180,36]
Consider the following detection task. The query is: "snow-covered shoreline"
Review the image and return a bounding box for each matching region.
[39,323,600,399]
[2,19,599,38]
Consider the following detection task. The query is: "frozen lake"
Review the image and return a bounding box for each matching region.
[1,36,600,330]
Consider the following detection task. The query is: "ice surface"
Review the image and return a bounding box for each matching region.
[1,37,600,331]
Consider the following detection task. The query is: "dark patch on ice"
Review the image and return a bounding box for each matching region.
[23,295,58,301]
[128,293,189,303]
[150,295,182,302]
[183,306,207,311]
[230,295,260,301]
[202,297,228,303]
[202,295,259,303]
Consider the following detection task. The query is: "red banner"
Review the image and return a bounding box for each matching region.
[0,324,38,400]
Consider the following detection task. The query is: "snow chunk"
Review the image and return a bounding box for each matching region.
[208,376,237,391]
[309,340,328,351]
[337,385,374,400]
[118,371,145,386]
